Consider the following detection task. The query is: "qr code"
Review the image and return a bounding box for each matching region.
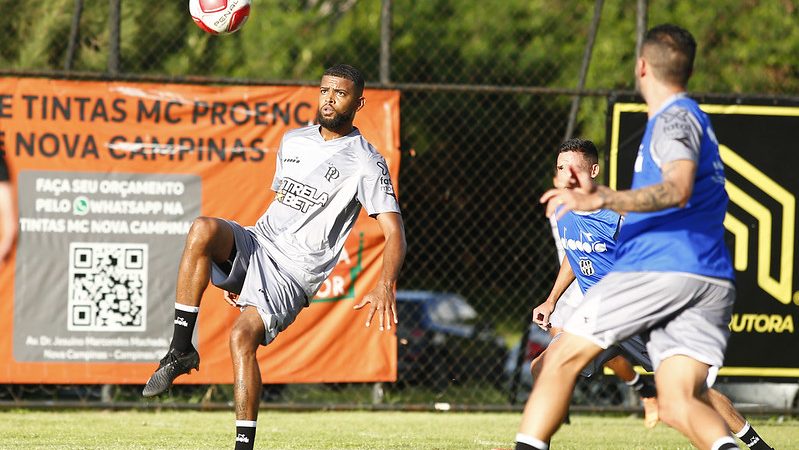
[68,243,148,331]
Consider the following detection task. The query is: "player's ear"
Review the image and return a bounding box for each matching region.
[590,163,600,179]
[636,57,646,79]
[356,96,365,112]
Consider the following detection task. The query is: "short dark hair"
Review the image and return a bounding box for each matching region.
[323,64,365,96]
[558,138,599,166]
[642,24,697,87]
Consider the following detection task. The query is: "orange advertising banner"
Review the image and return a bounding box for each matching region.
[0,77,400,384]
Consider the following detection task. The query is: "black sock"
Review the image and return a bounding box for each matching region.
[718,444,739,450]
[235,420,256,450]
[516,443,547,450]
[713,436,742,450]
[736,421,774,450]
[170,303,198,353]
[628,373,657,399]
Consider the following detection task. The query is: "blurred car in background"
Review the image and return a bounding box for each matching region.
[504,323,631,406]
[395,290,508,390]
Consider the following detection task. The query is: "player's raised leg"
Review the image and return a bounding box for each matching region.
[516,333,603,450]
[229,306,266,450]
[707,388,775,450]
[142,216,235,397]
[655,356,737,450]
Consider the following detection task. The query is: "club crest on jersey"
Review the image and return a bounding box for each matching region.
[578,258,595,276]
[325,166,340,181]
[276,177,329,213]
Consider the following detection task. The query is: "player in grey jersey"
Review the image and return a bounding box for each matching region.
[142,64,406,450]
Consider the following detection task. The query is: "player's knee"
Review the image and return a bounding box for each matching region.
[530,352,545,378]
[655,392,688,427]
[229,323,261,356]
[188,216,219,239]
[186,217,222,248]
[540,343,585,375]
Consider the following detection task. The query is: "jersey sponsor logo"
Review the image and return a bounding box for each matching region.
[661,109,693,137]
[560,228,609,254]
[376,161,389,176]
[375,161,395,195]
[378,176,394,195]
[283,156,301,164]
[324,166,340,181]
[275,177,329,213]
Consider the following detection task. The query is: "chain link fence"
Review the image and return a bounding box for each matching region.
[1,0,798,411]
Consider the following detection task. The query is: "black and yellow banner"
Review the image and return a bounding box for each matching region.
[608,98,799,378]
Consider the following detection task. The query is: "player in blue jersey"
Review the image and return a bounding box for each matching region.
[514,25,763,450]
[531,139,660,429]
[529,138,772,449]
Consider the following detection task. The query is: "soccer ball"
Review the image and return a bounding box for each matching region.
[189,0,251,35]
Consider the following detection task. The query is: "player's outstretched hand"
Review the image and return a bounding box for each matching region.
[532,301,555,331]
[223,290,238,307]
[540,166,602,219]
[353,283,398,331]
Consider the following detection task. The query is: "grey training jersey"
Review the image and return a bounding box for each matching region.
[252,125,401,298]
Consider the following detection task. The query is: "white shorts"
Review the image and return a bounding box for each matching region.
[549,281,582,329]
[210,219,307,346]
[564,271,735,371]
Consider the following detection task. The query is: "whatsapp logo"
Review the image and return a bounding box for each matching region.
[73,196,89,216]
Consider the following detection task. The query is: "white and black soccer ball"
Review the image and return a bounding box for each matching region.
[189,0,251,35]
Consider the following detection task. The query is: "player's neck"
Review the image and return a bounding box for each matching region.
[319,124,354,141]
[645,84,686,117]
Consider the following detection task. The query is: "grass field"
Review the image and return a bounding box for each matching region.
[0,409,796,449]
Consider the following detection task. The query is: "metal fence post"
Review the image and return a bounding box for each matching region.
[64,0,84,71]
[379,0,392,84]
[108,0,121,75]
[564,0,604,141]
[636,0,648,58]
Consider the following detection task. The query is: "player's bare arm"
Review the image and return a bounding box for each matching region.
[353,212,406,331]
[596,159,696,213]
[541,160,696,219]
[532,255,576,330]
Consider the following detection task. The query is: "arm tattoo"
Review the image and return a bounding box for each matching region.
[602,164,687,212]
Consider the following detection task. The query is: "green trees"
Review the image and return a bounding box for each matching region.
[1,1,795,95]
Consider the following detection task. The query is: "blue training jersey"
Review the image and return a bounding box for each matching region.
[614,95,734,281]
[556,209,622,294]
